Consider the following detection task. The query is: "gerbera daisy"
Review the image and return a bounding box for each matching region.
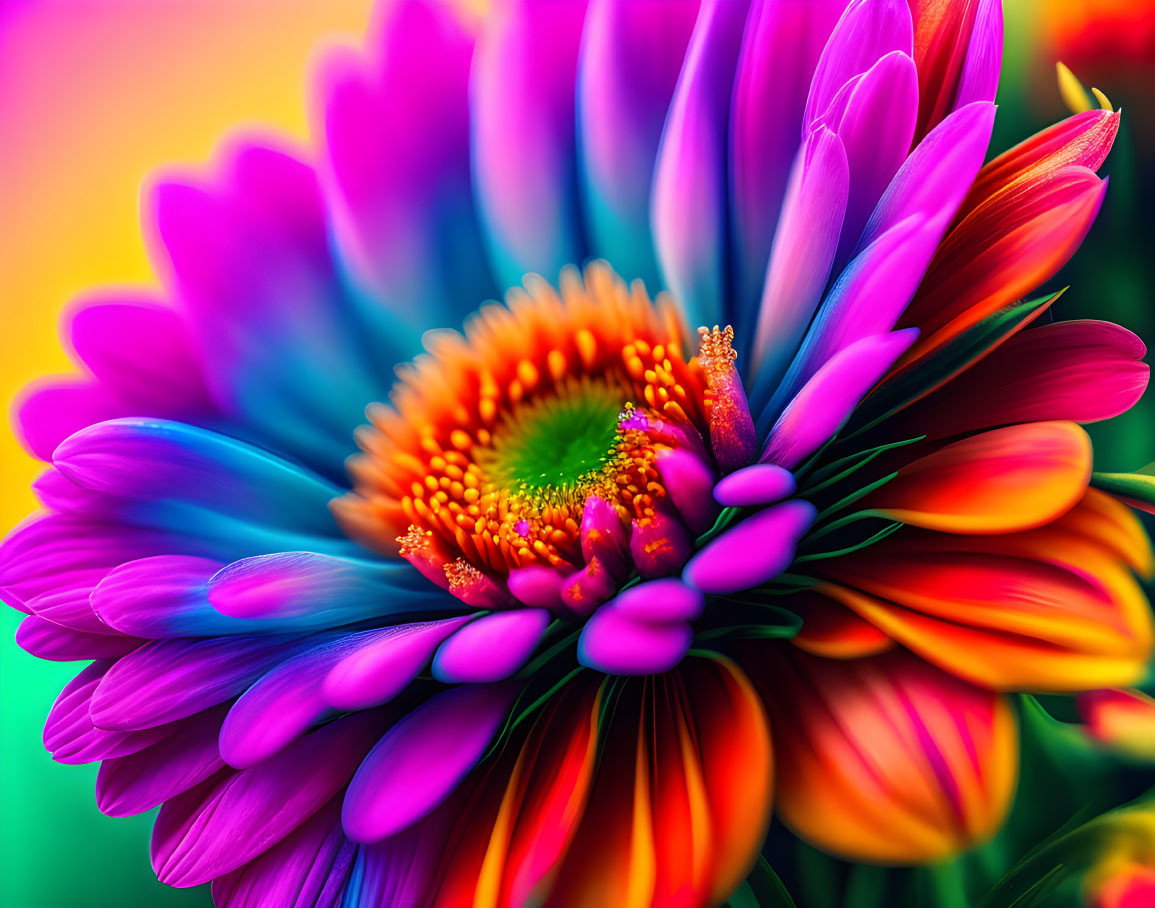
[3,0,1152,905]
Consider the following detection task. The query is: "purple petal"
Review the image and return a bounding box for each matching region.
[803,0,912,129]
[578,608,692,675]
[17,615,142,662]
[560,556,619,616]
[730,0,849,320]
[315,0,495,332]
[829,50,919,264]
[580,495,630,578]
[858,101,995,250]
[322,618,473,712]
[432,608,550,683]
[630,509,693,579]
[750,127,849,387]
[210,801,358,908]
[471,0,588,286]
[342,684,515,843]
[578,0,698,288]
[67,297,214,414]
[91,555,273,638]
[15,379,123,462]
[152,711,383,888]
[953,0,1002,109]
[784,214,942,392]
[53,418,342,535]
[148,144,384,475]
[218,639,351,769]
[207,552,443,626]
[683,500,816,594]
[652,0,749,328]
[609,578,704,622]
[97,706,229,817]
[656,448,719,534]
[44,661,174,765]
[507,564,565,609]
[91,633,321,731]
[22,565,113,634]
[714,463,797,507]
[762,329,918,469]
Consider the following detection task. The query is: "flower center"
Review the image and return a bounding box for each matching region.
[335,264,753,614]
[475,377,625,509]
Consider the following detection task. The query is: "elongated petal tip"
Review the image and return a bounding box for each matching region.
[684,500,816,594]
[432,608,550,683]
[714,464,796,507]
[577,608,692,677]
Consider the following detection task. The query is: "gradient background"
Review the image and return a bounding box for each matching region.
[0,1,1152,905]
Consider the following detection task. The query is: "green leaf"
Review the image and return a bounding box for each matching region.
[843,291,1062,438]
[802,435,925,495]
[1092,468,1155,511]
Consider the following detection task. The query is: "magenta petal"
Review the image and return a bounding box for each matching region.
[656,448,719,534]
[829,50,919,263]
[44,661,173,765]
[787,214,942,391]
[68,297,214,413]
[630,509,693,579]
[315,0,494,330]
[730,0,849,317]
[432,608,550,683]
[342,684,515,843]
[22,565,114,634]
[751,126,849,387]
[578,0,697,287]
[97,706,229,817]
[763,329,918,469]
[858,100,995,250]
[953,0,1002,110]
[651,0,749,327]
[91,633,320,731]
[578,607,692,675]
[15,379,123,462]
[507,565,565,609]
[17,615,142,662]
[560,556,619,617]
[609,578,704,623]
[151,710,383,888]
[210,801,357,908]
[714,464,797,507]
[580,494,630,577]
[683,500,817,594]
[322,618,473,712]
[803,0,913,129]
[471,0,588,286]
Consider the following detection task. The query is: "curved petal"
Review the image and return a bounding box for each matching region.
[755,647,1017,862]
[895,321,1149,441]
[578,0,698,289]
[820,509,1154,691]
[471,0,588,287]
[869,421,1093,534]
[651,0,749,329]
[549,656,773,906]
[314,0,496,335]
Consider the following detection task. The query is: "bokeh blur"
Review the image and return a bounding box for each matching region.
[0,0,1152,905]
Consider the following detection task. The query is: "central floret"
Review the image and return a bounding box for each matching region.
[335,264,750,615]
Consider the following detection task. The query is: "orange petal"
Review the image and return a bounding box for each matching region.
[869,421,1091,534]
[791,591,895,659]
[960,109,1118,218]
[820,510,1152,691]
[549,656,773,908]
[755,647,1017,863]
[903,166,1107,361]
[433,677,601,908]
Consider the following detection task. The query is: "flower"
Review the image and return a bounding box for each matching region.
[3,0,1152,904]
